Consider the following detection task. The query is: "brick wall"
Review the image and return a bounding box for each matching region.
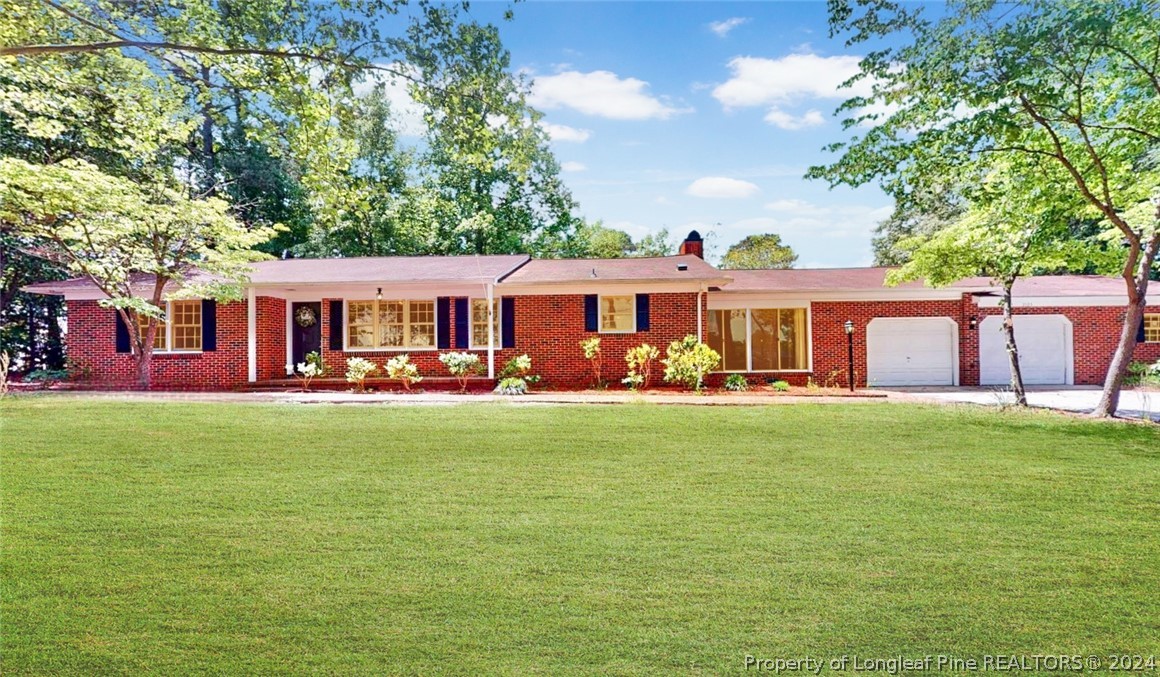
[316,292,703,389]
[64,299,250,390]
[61,293,1160,390]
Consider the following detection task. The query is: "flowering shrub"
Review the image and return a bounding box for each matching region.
[724,374,749,392]
[304,350,328,377]
[580,337,602,388]
[293,360,322,391]
[662,335,721,392]
[345,357,378,392]
[622,343,660,391]
[499,354,540,387]
[439,352,483,392]
[494,376,528,395]
[385,354,423,390]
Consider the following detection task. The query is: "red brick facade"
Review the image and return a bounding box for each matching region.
[63,292,1160,390]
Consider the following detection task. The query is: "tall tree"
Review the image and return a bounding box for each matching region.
[0,158,277,388]
[888,163,1109,405]
[809,0,1160,417]
[720,234,798,269]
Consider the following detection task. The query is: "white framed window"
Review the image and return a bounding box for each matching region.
[707,307,809,372]
[599,295,635,333]
[346,299,436,350]
[470,298,501,348]
[1145,314,1160,343]
[136,300,202,353]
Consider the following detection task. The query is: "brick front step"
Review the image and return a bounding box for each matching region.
[240,376,496,392]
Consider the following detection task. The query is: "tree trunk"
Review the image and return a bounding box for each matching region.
[1093,231,1160,417]
[1000,284,1028,407]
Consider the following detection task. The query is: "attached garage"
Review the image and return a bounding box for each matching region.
[979,315,1073,386]
[866,317,958,386]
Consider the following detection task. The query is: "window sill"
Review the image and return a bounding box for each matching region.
[344,347,439,352]
[713,369,812,374]
[598,329,636,335]
[150,351,203,357]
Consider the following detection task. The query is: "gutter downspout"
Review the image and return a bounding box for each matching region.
[486,282,495,379]
[247,287,257,383]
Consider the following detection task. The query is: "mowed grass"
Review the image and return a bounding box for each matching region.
[2,398,1158,675]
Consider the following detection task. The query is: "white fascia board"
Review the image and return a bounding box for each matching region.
[708,289,965,304]
[496,280,711,296]
[974,295,1129,308]
[250,282,492,300]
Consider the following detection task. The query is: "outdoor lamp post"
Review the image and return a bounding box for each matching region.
[844,320,855,392]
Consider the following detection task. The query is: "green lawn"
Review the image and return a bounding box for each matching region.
[2,398,1158,674]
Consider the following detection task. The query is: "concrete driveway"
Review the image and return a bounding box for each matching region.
[885,386,1160,422]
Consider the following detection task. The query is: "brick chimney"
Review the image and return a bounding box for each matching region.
[678,230,704,258]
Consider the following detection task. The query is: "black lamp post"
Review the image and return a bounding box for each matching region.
[844,320,855,391]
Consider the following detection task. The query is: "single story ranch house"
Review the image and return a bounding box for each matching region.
[25,231,1160,390]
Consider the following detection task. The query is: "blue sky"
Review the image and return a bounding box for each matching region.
[399,2,899,267]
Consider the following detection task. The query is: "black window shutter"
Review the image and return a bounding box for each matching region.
[114,311,131,353]
[437,297,451,349]
[501,297,515,348]
[1138,316,1146,342]
[584,294,598,332]
[454,298,469,348]
[329,300,344,351]
[201,299,217,351]
[635,293,650,332]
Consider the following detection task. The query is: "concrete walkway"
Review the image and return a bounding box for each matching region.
[883,386,1160,422]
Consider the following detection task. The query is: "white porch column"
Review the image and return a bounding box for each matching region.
[247,287,257,383]
[697,288,704,341]
[486,282,495,379]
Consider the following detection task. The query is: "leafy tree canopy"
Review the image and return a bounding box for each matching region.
[720,233,798,270]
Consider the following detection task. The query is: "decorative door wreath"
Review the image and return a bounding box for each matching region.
[294,306,318,328]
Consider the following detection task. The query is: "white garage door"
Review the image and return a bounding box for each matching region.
[866,318,958,386]
[979,315,1072,386]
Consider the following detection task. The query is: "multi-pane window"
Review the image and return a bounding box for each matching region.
[708,307,809,372]
[346,299,436,349]
[135,300,204,352]
[170,301,202,351]
[600,295,634,333]
[1145,314,1160,343]
[471,299,500,347]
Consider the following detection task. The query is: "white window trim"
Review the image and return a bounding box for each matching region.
[140,300,203,354]
[597,294,636,334]
[470,298,501,349]
[1144,314,1160,343]
[344,299,439,352]
[710,307,813,373]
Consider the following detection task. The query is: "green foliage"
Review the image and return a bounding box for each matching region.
[580,337,602,388]
[1126,360,1160,388]
[662,336,721,392]
[344,357,378,392]
[24,367,68,383]
[720,233,798,270]
[723,374,749,392]
[493,377,528,396]
[438,351,483,392]
[499,354,539,387]
[623,343,660,391]
[770,380,791,392]
[385,354,423,391]
[304,351,328,378]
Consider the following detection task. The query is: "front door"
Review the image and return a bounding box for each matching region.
[291,302,322,369]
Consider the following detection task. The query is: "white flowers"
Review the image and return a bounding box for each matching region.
[439,352,483,392]
[385,354,423,390]
[345,357,378,392]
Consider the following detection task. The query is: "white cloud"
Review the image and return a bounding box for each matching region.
[541,122,592,143]
[712,53,880,130]
[686,177,760,199]
[530,70,689,120]
[709,17,750,38]
[560,161,587,172]
[755,199,893,239]
[352,64,427,137]
[764,108,826,130]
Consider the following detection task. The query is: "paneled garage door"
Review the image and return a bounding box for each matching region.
[866,318,958,386]
[979,315,1072,386]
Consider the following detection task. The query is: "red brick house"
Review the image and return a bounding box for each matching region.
[24,231,1160,390]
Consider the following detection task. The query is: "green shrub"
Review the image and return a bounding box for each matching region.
[1126,360,1160,387]
[580,337,603,388]
[623,343,660,390]
[724,374,749,392]
[494,377,528,395]
[661,335,721,392]
[499,354,540,387]
[25,368,69,383]
[770,380,791,392]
